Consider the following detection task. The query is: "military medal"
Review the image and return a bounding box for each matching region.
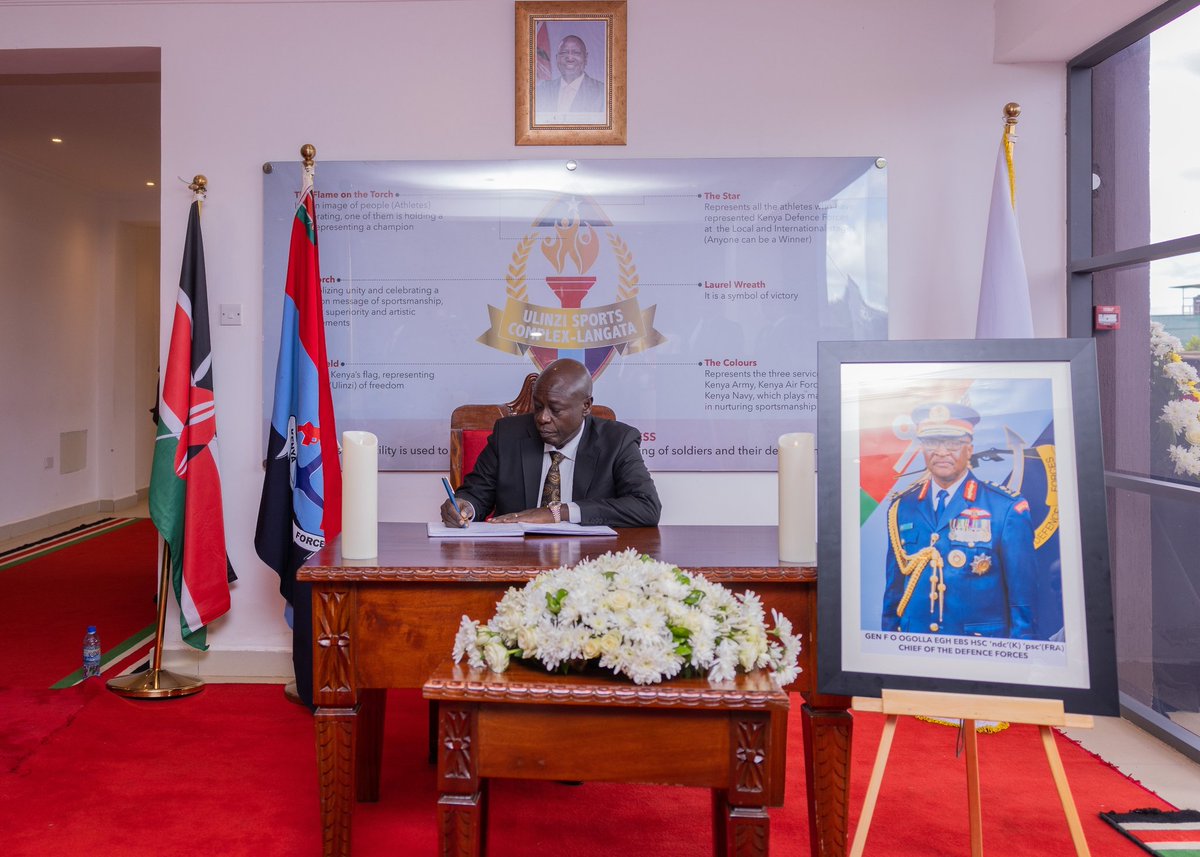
[950,507,992,545]
[948,549,966,568]
[970,553,992,575]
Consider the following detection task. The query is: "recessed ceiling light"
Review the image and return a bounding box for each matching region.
[145,181,156,187]
[50,137,63,144]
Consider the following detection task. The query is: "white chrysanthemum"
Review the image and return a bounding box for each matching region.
[1163,359,1200,389]
[708,638,740,683]
[1161,399,1200,435]
[1151,322,1183,359]
[452,615,479,664]
[1168,444,1200,477]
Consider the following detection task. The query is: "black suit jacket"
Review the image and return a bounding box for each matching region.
[456,414,661,528]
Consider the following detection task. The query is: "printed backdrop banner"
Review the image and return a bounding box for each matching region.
[262,158,888,471]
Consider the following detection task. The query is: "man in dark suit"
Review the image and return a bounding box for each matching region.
[534,35,606,119]
[440,359,660,528]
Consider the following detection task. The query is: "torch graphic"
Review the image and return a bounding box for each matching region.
[533,204,601,369]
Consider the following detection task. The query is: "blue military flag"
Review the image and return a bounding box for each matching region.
[255,157,342,707]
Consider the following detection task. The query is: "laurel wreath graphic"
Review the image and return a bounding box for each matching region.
[506,233,537,301]
[608,233,639,301]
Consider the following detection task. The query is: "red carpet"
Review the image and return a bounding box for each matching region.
[0,681,1172,856]
[0,518,158,688]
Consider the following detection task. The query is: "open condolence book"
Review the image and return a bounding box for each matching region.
[427,522,617,538]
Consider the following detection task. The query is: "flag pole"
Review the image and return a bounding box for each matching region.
[108,174,212,700]
[282,144,316,707]
[107,542,206,698]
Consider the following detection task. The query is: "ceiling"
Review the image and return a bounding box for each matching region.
[0,47,160,207]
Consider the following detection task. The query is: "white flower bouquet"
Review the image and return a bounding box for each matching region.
[452,548,802,686]
[1151,322,1200,479]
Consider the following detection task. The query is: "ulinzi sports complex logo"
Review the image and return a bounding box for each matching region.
[477,195,664,379]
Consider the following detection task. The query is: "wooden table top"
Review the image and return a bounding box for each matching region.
[298,523,816,583]
[423,659,790,712]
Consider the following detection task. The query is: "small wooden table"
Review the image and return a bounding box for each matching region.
[423,659,790,857]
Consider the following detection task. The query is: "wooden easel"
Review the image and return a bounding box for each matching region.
[849,689,1095,857]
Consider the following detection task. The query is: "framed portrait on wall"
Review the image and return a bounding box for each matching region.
[816,338,1118,715]
[515,1,627,146]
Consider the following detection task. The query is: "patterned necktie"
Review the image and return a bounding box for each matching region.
[540,451,565,507]
[934,489,949,526]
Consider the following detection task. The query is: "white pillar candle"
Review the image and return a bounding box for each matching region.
[341,431,378,559]
[778,432,816,564]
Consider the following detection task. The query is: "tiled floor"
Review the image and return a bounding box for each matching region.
[4,505,1198,810]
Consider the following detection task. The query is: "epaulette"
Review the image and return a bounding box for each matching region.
[980,480,1022,500]
[888,478,928,503]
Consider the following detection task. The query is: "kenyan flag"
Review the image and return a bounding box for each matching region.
[149,200,234,651]
[1102,809,1200,856]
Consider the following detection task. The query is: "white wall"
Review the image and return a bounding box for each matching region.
[0,156,103,525]
[0,153,156,532]
[0,0,1079,676]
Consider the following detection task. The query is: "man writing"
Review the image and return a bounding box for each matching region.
[440,359,660,528]
[535,34,606,119]
[881,402,1038,639]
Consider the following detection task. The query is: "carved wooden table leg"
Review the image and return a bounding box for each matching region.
[313,585,359,857]
[712,789,729,857]
[315,706,357,857]
[355,688,386,802]
[719,711,772,856]
[803,700,853,857]
[436,701,485,857]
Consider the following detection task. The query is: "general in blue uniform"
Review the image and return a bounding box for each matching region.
[881,402,1039,639]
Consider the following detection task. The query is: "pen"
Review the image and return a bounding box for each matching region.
[441,477,466,524]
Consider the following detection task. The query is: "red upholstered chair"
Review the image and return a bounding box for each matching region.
[449,372,616,489]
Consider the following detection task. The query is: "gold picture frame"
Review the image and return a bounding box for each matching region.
[515,1,627,146]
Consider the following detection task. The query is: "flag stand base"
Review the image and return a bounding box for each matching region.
[106,542,205,700]
[107,668,204,699]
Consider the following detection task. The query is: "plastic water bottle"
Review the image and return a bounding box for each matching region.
[82,626,101,678]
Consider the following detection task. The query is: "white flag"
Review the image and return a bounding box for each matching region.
[976,134,1034,338]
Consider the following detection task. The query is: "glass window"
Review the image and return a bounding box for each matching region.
[1108,487,1200,732]
[1072,1,1200,760]
[1091,5,1200,257]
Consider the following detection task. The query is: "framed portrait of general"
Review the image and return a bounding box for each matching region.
[515,1,627,146]
[816,338,1118,715]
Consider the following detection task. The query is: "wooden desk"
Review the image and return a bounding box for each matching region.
[424,659,790,857]
[299,523,852,857]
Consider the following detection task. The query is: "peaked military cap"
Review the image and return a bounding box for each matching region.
[912,402,980,438]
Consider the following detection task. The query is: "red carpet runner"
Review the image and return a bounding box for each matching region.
[0,518,158,689]
[0,682,1173,856]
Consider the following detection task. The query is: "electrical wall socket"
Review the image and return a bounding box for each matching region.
[219,304,243,326]
[43,456,54,469]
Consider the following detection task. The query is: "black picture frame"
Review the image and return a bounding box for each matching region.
[816,338,1118,715]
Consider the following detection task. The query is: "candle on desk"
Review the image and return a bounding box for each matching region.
[778,432,816,564]
[341,430,378,559]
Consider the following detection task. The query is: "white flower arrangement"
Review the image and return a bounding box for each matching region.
[452,548,802,687]
[1151,322,1200,478]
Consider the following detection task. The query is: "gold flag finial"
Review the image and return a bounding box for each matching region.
[1001,104,1021,209]
[188,174,207,193]
[301,144,316,167]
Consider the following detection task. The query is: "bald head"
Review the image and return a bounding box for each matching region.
[532,359,593,448]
